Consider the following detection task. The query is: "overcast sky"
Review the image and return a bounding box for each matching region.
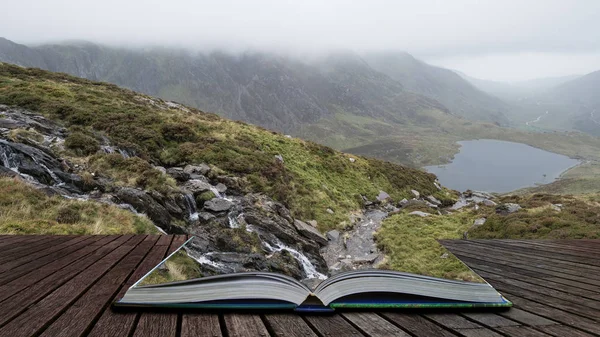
[2,0,599,81]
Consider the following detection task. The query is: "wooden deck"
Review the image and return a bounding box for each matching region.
[0,236,598,337]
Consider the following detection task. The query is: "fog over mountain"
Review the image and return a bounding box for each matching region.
[2,0,600,81]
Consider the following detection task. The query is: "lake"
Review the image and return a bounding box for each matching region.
[425,139,580,193]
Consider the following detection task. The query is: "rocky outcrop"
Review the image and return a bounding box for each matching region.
[204,198,233,212]
[115,187,183,233]
[496,203,522,215]
[294,219,327,246]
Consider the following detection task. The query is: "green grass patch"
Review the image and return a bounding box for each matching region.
[0,177,157,234]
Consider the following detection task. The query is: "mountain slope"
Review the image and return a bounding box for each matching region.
[363,52,510,125]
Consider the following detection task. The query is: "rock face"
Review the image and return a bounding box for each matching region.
[204,198,233,212]
[426,195,441,206]
[496,203,522,215]
[115,187,183,233]
[293,219,327,246]
[166,167,190,182]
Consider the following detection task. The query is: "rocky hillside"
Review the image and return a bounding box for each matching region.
[0,63,454,281]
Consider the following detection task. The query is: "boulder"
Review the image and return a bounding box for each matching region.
[184,163,211,176]
[424,201,439,208]
[197,212,216,222]
[411,190,420,199]
[398,198,409,207]
[115,187,183,233]
[204,198,233,212]
[166,167,190,182]
[473,218,487,226]
[482,199,497,207]
[326,208,334,214]
[274,154,284,163]
[376,190,391,202]
[154,166,167,174]
[183,179,213,195]
[307,220,318,228]
[496,203,522,215]
[293,219,327,246]
[215,183,227,194]
[349,157,356,163]
[551,204,562,212]
[426,195,441,205]
[353,253,380,265]
[327,230,340,242]
[409,211,431,217]
[433,181,442,190]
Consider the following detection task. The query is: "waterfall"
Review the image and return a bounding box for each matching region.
[184,194,199,222]
[209,186,222,199]
[0,143,19,172]
[30,156,64,187]
[228,212,244,229]
[263,239,328,280]
[185,248,225,269]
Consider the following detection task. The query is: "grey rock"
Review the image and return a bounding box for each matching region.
[326,208,334,214]
[424,201,439,208]
[204,198,233,212]
[376,190,391,201]
[433,181,442,190]
[307,220,318,228]
[398,198,409,207]
[482,199,497,207]
[353,253,380,264]
[327,230,340,242]
[274,154,284,163]
[426,195,441,205]
[440,253,449,259]
[184,164,211,176]
[166,167,190,182]
[197,212,216,222]
[551,204,562,212]
[349,157,356,163]
[409,211,431,217]
[183,179,213,195]
[496,203,522,215]
[411,189,420,199]
[155,166,167,174]
[293,219,327,246]
[473,218,487,226]
[215,183,227,194]
[115,187,183,233]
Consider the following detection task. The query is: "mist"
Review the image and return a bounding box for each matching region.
[2,0,600,81]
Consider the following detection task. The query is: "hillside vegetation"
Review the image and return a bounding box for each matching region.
[0,63,450,231]
[0,177,156,234]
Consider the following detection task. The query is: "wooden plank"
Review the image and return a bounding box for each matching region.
[167,235,188,254]
[262,314,316,337]
[0,237,99,285]
[342,312,410,336]
[0,235,49,251]
[0,235,145,337]
[304,314,364,337]
[37,236,159,337]
[132,313,177,337]
[0,236,129,327]
[87,240,171,337]
[494,326,554,336]
[223,314,270,337]
[379,313,459,337]
[535,324,597,337]
[497,308,558,326]
[498,292,600,336]
[507,240,600,255]
[0,235,107,302]
[0,235,73,264]
[181,314,222,337]
[461,312,521,328]
[473,269,600,316]
[444,242,600,286]
[453,328,503,337]
[156,234,173,247]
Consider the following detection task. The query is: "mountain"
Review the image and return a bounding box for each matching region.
[363,52,510,125]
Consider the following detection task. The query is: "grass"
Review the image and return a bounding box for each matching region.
[0,63,450,231]
[375,210,483,282]
[0,177,157,234]
[514,161,600,195]
[138,249,203,286]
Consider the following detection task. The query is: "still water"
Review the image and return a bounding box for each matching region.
[425,139,579,193]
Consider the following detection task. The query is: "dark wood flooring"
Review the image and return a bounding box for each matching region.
[0,235,598,337]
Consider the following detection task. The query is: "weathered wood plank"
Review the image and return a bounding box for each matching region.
[132,313,178,337]
[453,328,504,337]
[0,235,129,327]
[0,235,145,337]
[0,235,54,255]
[497,308,558,326]
[223,314,270,337]
[494,325,554,336]
[342,312,410,336]
[37,236,158,337]
[167,235,188,254]
[262,314,316,337]
[181,313,222,337]
[535,324,597,337]
[0,235,74,265]
[0,235,108,302]
[304,314,364,336]
[87,240,171,337]
[379,313,459,337]
[498,292,600,335]
[461,312,521,328]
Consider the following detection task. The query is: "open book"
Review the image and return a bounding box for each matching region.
[115,237,511,311]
